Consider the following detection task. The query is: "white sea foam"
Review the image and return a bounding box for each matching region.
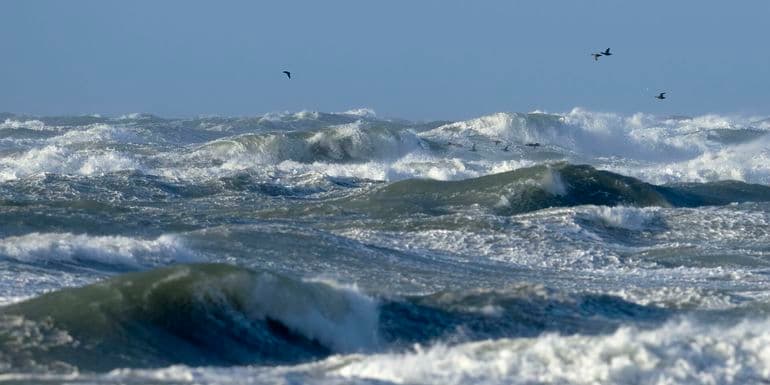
[116,112,145,120]
[0,122,147,181]
[580,205,661,231]
[338,212,630,271]
[329,317,770,385]
[539,167,567,196]
[274,154,482,182]
[0,145,141,181]
[248,277,380,353]
[259,110,321,123]
[49,123,142,145]
[641,206,770,267]
[609,134,770,184]
[0,119,48,131]
[341,108,377,118]
[610,286,740,310]
[0,233,197,267]
[336,204,770,280]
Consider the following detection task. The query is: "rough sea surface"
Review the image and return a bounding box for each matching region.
[2,108,770,384]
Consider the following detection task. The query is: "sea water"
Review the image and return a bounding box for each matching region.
[2,108,770,384]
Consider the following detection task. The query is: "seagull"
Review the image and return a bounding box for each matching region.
[282,70,291,79]
[601,48,612,56]
[655,92,666,100]
[502,144,510,152]
[592,53,603,61]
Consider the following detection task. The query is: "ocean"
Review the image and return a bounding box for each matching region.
[2,108,770,384]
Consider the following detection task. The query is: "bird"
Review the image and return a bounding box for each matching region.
[655,92,666,100]
[502,144,510,152]
[282,70,291,79]
[601,48,612,56]
[592,53,603,61]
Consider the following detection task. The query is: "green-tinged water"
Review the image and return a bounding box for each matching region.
[3,110,770,384]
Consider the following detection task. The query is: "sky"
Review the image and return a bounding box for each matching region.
[1,1,769,120]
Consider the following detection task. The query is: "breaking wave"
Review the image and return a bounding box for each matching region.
[348,163,770,217]
[2,109,770,186]
[0,264,668,373]
[0,264,380,372]
[330,316,770,385]
[0,232,196,268]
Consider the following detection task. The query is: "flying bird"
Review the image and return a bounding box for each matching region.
[601,48,612,56]
[592,53,603,61]
[655,92,666,100]
[282,70,291,79]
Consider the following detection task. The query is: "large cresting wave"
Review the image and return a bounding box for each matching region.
[0,264,670,373]
[347,163,770,216]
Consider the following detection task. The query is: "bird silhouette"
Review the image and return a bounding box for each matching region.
[282,71,291,79]
[502,144,510,152]
[592,53,603,61]
[655,92,666,100]
[601,48,612,56]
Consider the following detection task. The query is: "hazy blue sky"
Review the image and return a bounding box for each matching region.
[2,1,769,120]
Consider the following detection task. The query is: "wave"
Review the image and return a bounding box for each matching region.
[348,163,770,216]
[2,109,770,187]
[0,119,48,132]
[379,286,667,347]
[0,264,379,372]
[423,109,768,160]
[13,315,766,384]
[328,316,770,385]
[0,123,146,182]
[418,109,770,185]
[611,134,770,185]
[184,120,424,166]
[144,108,770,187]
[577,205,662,231]
[0,232,197,268]
[0,264,669,373]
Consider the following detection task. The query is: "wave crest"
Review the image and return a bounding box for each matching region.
[0,233,197,268]
[0,264,379,371]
